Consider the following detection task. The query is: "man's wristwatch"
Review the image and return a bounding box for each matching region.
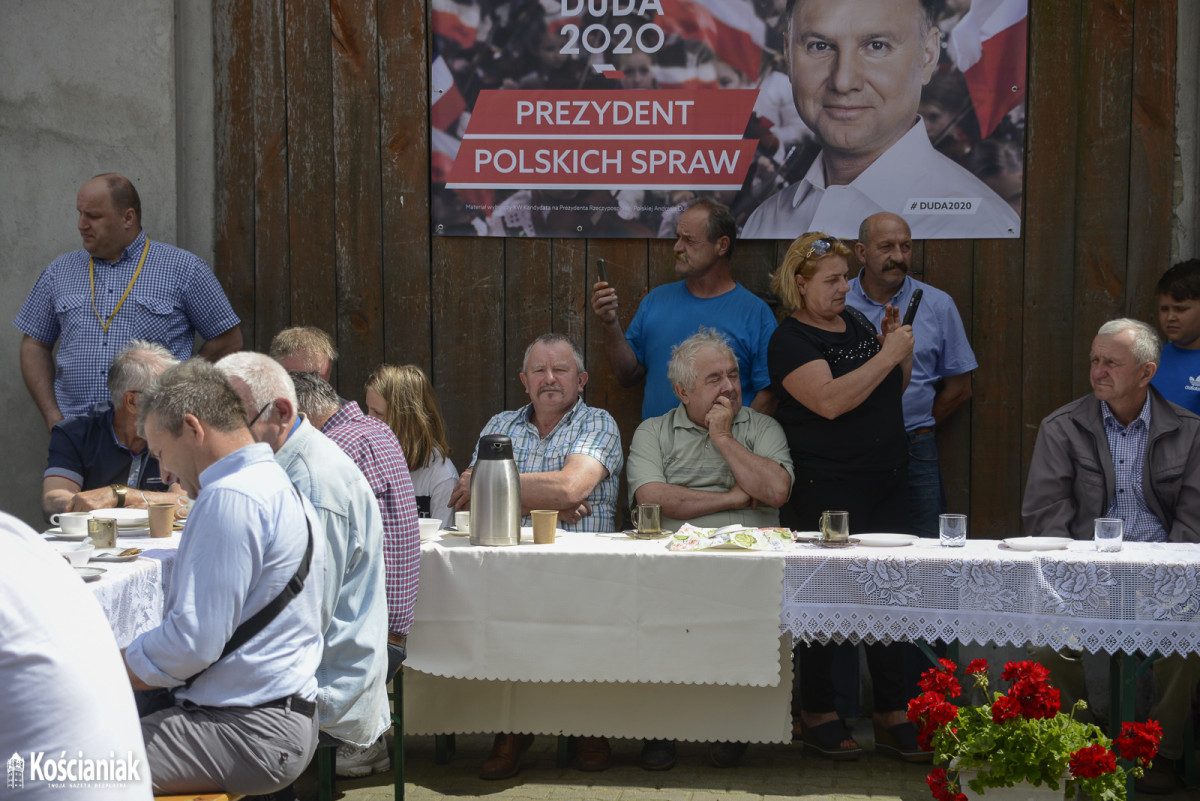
[111,484,127,508]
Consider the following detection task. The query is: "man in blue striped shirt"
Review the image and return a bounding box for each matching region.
[15,174,242,429]
[449,333,623,778]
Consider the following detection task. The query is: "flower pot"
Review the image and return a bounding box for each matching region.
[956,769,1066,801]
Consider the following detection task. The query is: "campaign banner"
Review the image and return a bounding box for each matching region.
[431,0,1028,240]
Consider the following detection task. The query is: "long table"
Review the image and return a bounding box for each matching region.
[70,532,183,647]
[404,533,1200,743]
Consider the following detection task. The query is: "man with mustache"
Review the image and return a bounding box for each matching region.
[449,332,623,778]
[625,329,793,771]
[590,198,777,420]
[845,212,975,538]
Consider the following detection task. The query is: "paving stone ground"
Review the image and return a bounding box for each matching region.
[291,723,1199,801]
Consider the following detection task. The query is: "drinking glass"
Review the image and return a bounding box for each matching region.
[1094,518,1123,552]
[819,510,849,543]
[939,514,967,547]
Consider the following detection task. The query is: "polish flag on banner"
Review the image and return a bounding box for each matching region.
[431,0,480,50]
[431,56,467,132]
[432,128,493,207]
[656,0,765,81]
[946,0,1028,139]
[655,62,721,91]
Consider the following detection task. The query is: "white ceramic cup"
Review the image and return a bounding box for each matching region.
[60,542,95,566]
[455,511,471,533]
[418,518,441,541]
[50,511,91,535]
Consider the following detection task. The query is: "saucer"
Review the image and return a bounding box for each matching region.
[622,528,673,540]
[805,537,859,549]
[73,566,107,582]
[45,527,89,541]
[91,548,140,563]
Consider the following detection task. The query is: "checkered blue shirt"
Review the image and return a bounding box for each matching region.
[1101,396,1169,542]
[471,398,623,532]
[14,231,241,417]
[321,402,421,636]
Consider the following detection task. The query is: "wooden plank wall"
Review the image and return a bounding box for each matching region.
[213,0,1177,536]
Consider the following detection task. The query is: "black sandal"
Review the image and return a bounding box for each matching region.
[874,721,933,763]
[798,718,863,761]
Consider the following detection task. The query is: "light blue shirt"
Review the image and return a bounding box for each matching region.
[846,273,978,431]
[276,417,390,747]
[625,280,777,420]
[125,443,326,709]
[1101,397,1169,542]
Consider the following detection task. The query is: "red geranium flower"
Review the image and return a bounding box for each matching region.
[1069,743,1118,778]
[909,691,959,749]
[991,692,1021,724]
[966,658,989,675]
[1115,720,1162,766]
[919,667,963,697]
[1007,676,1061,719]
[1001,660,1051,684]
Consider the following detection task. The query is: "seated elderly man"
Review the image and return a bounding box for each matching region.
[626,329,793,771]
[292,371,419,689]
[42,340,183,520]
[1022,317,1200,794]
[217,353,391,780]
[449,332,623,778]
[124,359,325,796]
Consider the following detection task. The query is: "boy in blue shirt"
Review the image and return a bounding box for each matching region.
[1152,259,1200,414]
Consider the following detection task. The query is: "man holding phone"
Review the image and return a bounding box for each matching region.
[590,198,778,420]
[844,212,976,538]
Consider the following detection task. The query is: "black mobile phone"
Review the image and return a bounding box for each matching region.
[902,288,924,326]
[597,258,609,285]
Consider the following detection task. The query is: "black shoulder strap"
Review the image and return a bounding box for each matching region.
[182,489,315,688]
[844,304,875,334]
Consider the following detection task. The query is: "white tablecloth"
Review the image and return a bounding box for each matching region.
[781,538,1200,656]
[78,533,182,647]
[404,530,792,742]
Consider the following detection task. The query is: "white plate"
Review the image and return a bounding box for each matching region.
[856,533,919,547]
[1002,536,1074,551]
[439,528,469,537]
[73,566,107,582]
[45,527,89,541]
[93,508,150,526]
[91,548,140,563]
[792,530,821,541]
[114,526,152,538]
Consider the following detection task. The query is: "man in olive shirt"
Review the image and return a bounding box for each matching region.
[625,329,793,771]
[628,329,793,533]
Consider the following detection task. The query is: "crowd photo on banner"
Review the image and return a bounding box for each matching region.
[429,0,1028,240]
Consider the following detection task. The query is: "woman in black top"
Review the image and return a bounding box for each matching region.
[768,232,925,763]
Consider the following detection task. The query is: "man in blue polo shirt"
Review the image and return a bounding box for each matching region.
[845,212,976,538]
[42,340,184,520]
[590,198,777,420]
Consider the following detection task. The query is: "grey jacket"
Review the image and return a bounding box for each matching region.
[1021,387,1200,542]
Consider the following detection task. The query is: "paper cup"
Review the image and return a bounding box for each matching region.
[149,503,176,538]
[531,510,557,544]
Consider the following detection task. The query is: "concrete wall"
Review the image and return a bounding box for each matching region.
[0,0,213,527]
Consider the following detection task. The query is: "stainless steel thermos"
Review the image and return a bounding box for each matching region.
[469,434,521,546]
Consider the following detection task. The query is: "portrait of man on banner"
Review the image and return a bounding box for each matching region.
[429,0,1027,241]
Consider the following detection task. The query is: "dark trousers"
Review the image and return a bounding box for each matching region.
[784,463,914,716]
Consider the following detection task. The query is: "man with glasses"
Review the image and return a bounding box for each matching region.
[590,197,778,420]
[216,352,392,780]
[41,340,185,520]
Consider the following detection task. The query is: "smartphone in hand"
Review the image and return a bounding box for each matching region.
[902,288,924,326]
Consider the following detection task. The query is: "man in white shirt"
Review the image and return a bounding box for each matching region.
[741,0,1020,240]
